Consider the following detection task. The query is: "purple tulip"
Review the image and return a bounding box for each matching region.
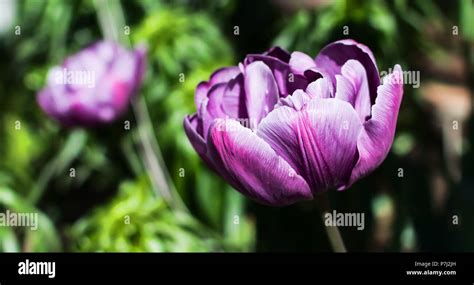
[184,39,404,206]
[38,41,146,127]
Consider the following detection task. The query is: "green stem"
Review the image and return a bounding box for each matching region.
[29,130,87,204]
[94,0,187,211]
[131,96,187,211]
[315,193,347,253]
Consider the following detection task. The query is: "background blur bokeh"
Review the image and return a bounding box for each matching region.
[0,0,473,252]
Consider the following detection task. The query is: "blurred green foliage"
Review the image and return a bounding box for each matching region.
[70,177,253,252]
[0,186,61,252]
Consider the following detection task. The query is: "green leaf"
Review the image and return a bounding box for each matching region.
[0,186,62,252]
[69,178,235,252]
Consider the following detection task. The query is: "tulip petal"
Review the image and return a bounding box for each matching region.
[195,67,240,114]
[244,54,308,97]
[315,39,380,104]
[195,82,210,113]
[184,114,208,160]
[201,75,250,137]
[63,42,110,80]
[209,66,240,84]
[289,51,317,75]
[110,47,141,85]
[184,114,245,191]
[349,65,404,185]
[257,97,362,193]
[205,83,227,119]
[275,89,313,111]
[204,75,247,119]
[222,74,248,119]
[335,60,371,122]
[199,83,226,139]
[207,119,312,206]
[303,68,323,82]
[244,61,279,125]
[306,77,332,99]
[264,46,291,63]
[195,67,240,113]
[95,76,132,117]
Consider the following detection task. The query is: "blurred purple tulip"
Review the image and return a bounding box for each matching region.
[184,39,404,206]
[38,41,146,127]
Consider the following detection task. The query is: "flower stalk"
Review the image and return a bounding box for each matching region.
[94,0,187,211]
[315,193,347,253]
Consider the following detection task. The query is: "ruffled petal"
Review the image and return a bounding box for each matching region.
[207,119,312,206]
[275,89,313,111]
[289,51,316,75]
[244,53,308,97]
[306,77,332,99]
[209,66,240,84]
[205,83,227,118]
[194,66,241,115]
[244,61,279,125]
[315,39,380,104]
[263,46,291,63]
[195,82,210,113]
[257,97,362,193]
[184,114,248,193]
[349,65,404,185]
[222,74,248,119]
[335,60,371,121]
[200,83,227,139]
[184,114,209,162]
[199,75,249,137]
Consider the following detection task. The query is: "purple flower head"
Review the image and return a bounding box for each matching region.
[38,41,146,127]
[184,39,404,206]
